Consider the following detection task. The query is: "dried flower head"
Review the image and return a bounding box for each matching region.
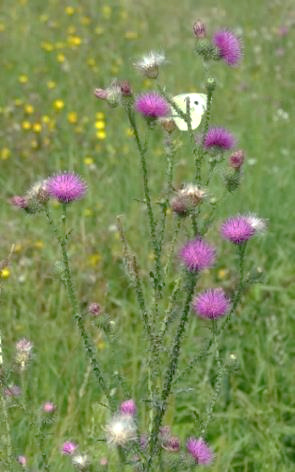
[193,20,206,39]
[180,238,216,272]
[4,385,21,397]
[46,172,87,203]
[120,399,137,416]
[204,127,235,151]
[229,149,245,169]
[15,338,33,371]
[134,51,166,79]
[27,180,49,204]
[171,184,206,216]
[187,437,214,465]
[62,441,78,455]
[193,288,230,319]
[159,117,177,133]
[135,92,170,119]
[213,30,242,66]
[163,436,181,452]
[72,454,89,470]
[221,215,255,244]
[105,414,137,446]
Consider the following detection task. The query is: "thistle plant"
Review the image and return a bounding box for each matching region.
[9,20,267,472]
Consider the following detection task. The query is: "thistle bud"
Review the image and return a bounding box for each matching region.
[171,184,206,216]
[206,77,216,93]
[10,196,28,209]
[193,20,206,39]
[229,149,245,169]
[119,80,132,97]
[88,302,101,316]
[159,117,177,134]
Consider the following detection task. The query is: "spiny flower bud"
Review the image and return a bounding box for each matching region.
[119,80,132,97]
[10,196,28,209]
[195,39,219,62]
[193,20,206,39]
[88,302,101,316]
[229,149,245,169]
[94,81,122,107]
[15,338,33,371]
[27,181,50,205]
[206,77,216,93]
[43,402,56,413]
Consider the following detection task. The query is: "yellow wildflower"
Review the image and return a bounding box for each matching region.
[33,240,44,249]
[67,35,82,47]
[19,74,28,84]
[88,253,101,266]
[57,53,65,63]
[0,268,10,279]
[14,99,23,107]
[32,123,42,133]
[24,104,34,114]
[53,99,64,111]
[84,157,94,165]
[22,121,31,131]
[1,148,11,160]
[80,16,91,26]
[14,244,23,253]
[87,57,96,67]
[95,120,105,130]
[126,128,134,137]
[47,80,56,89]
[67,112,78,124]
[41,42,54,52]
[102,5,112,18]
[42,115,50,124]
[96,130,106,140]
[125,31,138,40]
[83,208,93,217]
[96,112,105,120]
[65,6,75,15]
[218,268,229,280]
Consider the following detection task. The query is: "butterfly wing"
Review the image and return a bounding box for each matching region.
[171,93,207,131]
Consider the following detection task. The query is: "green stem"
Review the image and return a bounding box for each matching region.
[0,333,13,472]
[195,81,214,184]
[126,105,162,295]
[146,273,196,471]
[44,206,112,409]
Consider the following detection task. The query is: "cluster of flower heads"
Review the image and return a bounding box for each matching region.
[179,214,266,320]
[11,172,87,212]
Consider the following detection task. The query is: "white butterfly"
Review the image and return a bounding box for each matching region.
[171,93,207,131]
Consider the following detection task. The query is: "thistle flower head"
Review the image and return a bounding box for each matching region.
[134,51,166,79]
[120,399,137,416]
[229,149,245,169]
[27,180,49,204]
[94,81,122,107]
[187,437,214,465]
[193,288,230,319]
[105,414,137,446]
[43,402,56,413]
[88,302,101,316]
[15,338,33,370]
[213,30,242,66]
[204,127,235,151]
[4,385,21,397]
[17,456,27,467]
[46,172,87,203]
[221,215,255,244]
[72,454,89,470]
[180,238,216,272]
[62,441,78,455]
[10,196,28,209]
[135,92,170,119]
[193,20,206,39]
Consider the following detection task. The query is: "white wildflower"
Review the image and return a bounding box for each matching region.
[134,51,166,78]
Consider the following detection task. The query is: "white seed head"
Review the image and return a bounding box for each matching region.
[179,184,206,203]
[15,338,33,370]
[134,51,166,78]
[246,214,267,233]
[105,414,137,446]
[72,454,89,469]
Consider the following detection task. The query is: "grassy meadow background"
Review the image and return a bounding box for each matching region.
[0,0,295,470]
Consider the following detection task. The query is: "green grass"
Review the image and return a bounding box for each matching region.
[0,0,294,470]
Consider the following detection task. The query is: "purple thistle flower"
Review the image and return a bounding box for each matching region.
[46,172,87,203]
[135,92,170,119]
[187,437,214,465]
[17,456,27,467]
[204,127,235,151]
[120,399,137,416]
[213,30,242,66]
[229,149,245,169]
[88,302,101,316]
[43,402,56,413]
[193,288,230,319]
[180,238,216,272]
[221,215,255,244]
[61,441,78,455]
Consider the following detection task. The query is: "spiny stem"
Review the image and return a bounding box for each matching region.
[146,273,196,471]
[126,105,162,295]
[44,206,112,409]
